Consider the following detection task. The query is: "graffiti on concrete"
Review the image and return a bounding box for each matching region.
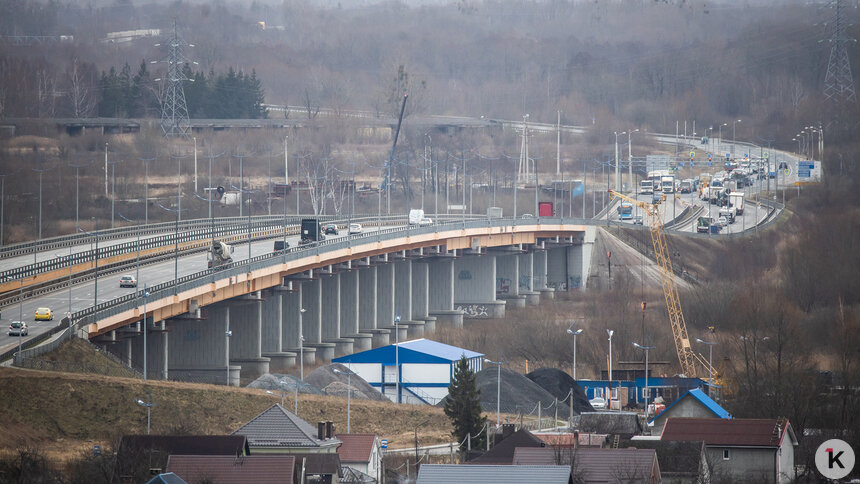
[518,275,532,291]
[458,270,472,280]
[547,281,568,291]
[569,276,582,288]
[456,304,489,318]
[496,277,512,294]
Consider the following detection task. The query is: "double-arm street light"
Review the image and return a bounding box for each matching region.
[607,329,614,404]
[333,365,356,433]
[297,307,307,414]
[566,323,583,380]
[394,315,401,403]
[266,378,289,407]
[136,390,156,435]
[632,342,656,421]
[732,119,742,158]
[696,327,719,390]
[614,131,626,192]
[627,129,639,192]
[484,358,503,428]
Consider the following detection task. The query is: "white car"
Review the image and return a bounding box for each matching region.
[119,275,137,288]
[589,397,607,410]
[348,223,363,234]
[718,216,728,227]
[418,217,433,226]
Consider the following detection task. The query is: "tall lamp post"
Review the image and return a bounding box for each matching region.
[394,315,401,403]
[696,330,718,391]
[614,131,626,192]
[296,308,306,414]
[627,129,639,193]
[333,365,356,433]
[136,390,156,435]
[607,329,614,405]
[731,119,742,159]
[566,323,583,380]
[633,342,655,421]
[484,358,503,428]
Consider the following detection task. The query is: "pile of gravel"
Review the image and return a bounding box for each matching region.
[305,363,388,402]
[246,373,325,395]
[439,367,570,417]
[526,368,595,414]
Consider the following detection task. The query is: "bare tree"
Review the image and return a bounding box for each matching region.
[67,58,96,118]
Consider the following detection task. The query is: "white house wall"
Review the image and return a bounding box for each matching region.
[402,363,450,384]
[350,363,382,385]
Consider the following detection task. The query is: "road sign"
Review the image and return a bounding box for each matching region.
[708,153,712,161]
[689,151,695,160]
[381,439,388,449]
[764,152,769,158]
[691,162,695,167]
[708,162,713,167]
[680,161,685,167]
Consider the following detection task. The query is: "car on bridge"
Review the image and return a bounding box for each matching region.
[34,307,53,321]
[8,321,28,336]
[119,275,137,288]
[324,223,339,235]
[349,223,363,234]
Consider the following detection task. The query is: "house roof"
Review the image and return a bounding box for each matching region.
[534,432,608,447]
[417,464,572,484]
[333,338,482,365]
[619,439,706,476]
[145,473,187,484]
[281,453,342,475]
[341,466,376,483]
[335,434,377,463]
[118,435,250,461]
[577,411,642,436]
[512,448,659,482]
[661,418,798,448]
[649,388,731,423]
[166,455,296,484]
[231,404,340,448]
[468,429,546,464]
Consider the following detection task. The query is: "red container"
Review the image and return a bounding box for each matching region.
[538,202,554,217]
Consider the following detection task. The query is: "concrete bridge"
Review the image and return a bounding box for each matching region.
[81,219,595,385]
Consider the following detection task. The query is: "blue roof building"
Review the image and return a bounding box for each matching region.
[333,339,483,405]
[649,388,732,433]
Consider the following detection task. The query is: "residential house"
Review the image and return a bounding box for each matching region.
[232,404,341,454]
[512,447,661,484]
[534,432,608,448]
[166,455,298,484]
[116,435,250,478]
[145,473,187,484]
[417,464,572,484]
[576,411,642,439]
[649,388,732,434]
[660,417,798,484]
[578,377,712,409]
[336,433,380,481]
[332,338,483,404]
[624,439,710,484]
[467,428,546,464]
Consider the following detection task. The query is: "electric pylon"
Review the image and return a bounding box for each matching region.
[154,20,192,138]
[823,0,856,104]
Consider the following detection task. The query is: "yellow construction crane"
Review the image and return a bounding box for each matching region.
[608,190,711,378]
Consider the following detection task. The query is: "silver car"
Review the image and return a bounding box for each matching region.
[8,321,28,336]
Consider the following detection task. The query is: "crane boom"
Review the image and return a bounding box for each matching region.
[608,190,706,378]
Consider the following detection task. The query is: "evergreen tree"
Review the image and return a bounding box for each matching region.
[444,356,486,451]
[98,67,123,117]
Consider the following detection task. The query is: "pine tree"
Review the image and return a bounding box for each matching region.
[444,356,486,451]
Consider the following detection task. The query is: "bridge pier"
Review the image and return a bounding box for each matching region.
[378,261,407,341]
[411,261,436,333]
[518,250,541,306]
[495,251,526,309]
[261,289,297,372]
[302,276,335,362]
[428,257,463,328]
[358,264,389,347]
[228,292,271,381]
[533,246,554,300]
[166,303,239,385]
[341,269,372,352]
[394,259,424,338]
[321,271,353,357]
[454,253,505,319]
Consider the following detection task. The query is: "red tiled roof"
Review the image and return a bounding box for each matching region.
[661,418,794,447]
[335,434,376,463]
[166,455,295,484]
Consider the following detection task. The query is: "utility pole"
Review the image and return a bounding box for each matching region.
[556,110,561,176]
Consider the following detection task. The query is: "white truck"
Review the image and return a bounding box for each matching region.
[719,205,737,224]
[729,192,745,215]
[660,175,675,193]
[408,209,433,226]
[639,179,654,195]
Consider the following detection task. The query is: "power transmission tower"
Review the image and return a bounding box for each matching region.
[823,0,856,105]
[154,20,193,138]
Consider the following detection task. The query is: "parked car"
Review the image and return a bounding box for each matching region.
[324,223,339,235]
[348,223,363,234]
[8,321,28,336]
[119,275,137,288]
[34,307,53,321]
[589,397,607,410]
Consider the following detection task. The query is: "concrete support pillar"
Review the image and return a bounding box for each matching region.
[228,292,271,381]
[428,258,463,328]
[547,246,569,291]
[496,253,526,308]
[566,245,584,290]
[377,262,406,341]
[302,277,335,361]
[341,269,372,352]
[358,265,389,347]
[142,320,169,380]
[395,259,424,338]
[123,338,132,368]
[454,254,505,319]
[261,289,297,372]
[283,282,315,366]
[411,262,436,333]
[533,248,555,300]
[518,251,540,306]
[166,304,240,384]
[321,272,352,357]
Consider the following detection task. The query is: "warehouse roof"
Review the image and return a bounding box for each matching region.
[333,339,482,365]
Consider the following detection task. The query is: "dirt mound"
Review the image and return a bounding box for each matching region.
[305,363,388,401]
[526,368,595,414]
[440,367,569,417]
[246,373,324,395]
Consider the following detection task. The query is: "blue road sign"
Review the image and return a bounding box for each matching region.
[381,439,388,449]
[680,161,685,167]
[691,162,695,167]
[726,153,731,160]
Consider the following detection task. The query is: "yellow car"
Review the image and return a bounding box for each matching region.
[34,307,53,321]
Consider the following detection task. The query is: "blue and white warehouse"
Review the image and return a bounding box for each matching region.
[332,339,484,405]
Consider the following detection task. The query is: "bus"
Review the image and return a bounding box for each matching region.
[617,201,634,220]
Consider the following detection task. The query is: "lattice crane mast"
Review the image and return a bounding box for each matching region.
[608,190,710,378]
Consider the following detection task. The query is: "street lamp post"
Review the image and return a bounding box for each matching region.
[614,131,625,192]
[718,123,727,154]
[333,365,355,433]
[136,390,155,435]
[566,323,583,380]
[732,119,741,159]
[142,284,149,380]
[484,358,503,428]
[394,315,401,403]
[266,379,289,407]
[296,308,306,414]
[627,129,639,193]
[607,329,614,405]
[696,333,718,390]
[633,342,655,421]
